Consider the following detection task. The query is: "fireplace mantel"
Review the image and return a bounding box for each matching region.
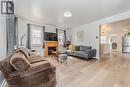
[44,41,58,57]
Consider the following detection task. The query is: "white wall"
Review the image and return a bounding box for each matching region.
[18,18,27,47]
[45,24,56,33]
[71,11,130,59]
[18,17,71,46]
[0,0,6,60]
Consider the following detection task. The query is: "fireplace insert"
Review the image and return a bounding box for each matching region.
[48,47,56,55]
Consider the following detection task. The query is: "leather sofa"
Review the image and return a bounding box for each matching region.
[67,45,96,60]
[0,48,56,87]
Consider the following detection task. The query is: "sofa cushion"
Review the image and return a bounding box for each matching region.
[10,52,31,71]
[13,47,30,60]
[19,61,50,78]
[74,51,88,58]
[80,46,92,51]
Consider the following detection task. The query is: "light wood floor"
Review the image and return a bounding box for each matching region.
[46,52,130,87]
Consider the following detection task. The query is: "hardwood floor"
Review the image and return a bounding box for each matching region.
[47,52,130,87]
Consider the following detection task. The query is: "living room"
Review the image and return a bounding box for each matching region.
[1,0,130,87]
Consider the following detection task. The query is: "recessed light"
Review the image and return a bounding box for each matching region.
[64,11,72,18]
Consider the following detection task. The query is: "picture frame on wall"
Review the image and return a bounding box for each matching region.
[77,30,84,42]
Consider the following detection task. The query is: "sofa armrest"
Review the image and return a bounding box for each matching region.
[8,71,20,79]
[85,49,96,58]
[7,71,21,85]
[7,61,51,86]
[20,61,50,78]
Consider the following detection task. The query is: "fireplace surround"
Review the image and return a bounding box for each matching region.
[44,41,58,57]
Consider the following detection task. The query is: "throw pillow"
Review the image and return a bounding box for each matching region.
[68,44,76,52]
[10,52,31,71]
[13,47,30,60]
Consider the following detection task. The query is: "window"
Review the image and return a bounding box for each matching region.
[32,29,42,45]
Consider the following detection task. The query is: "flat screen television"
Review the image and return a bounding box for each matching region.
[44,32,58,41]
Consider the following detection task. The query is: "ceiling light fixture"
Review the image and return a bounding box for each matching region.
[64,11,72,18]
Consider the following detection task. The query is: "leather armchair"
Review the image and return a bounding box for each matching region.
[0,54,56,87]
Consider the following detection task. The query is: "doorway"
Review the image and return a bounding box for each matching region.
[99,18,130,58]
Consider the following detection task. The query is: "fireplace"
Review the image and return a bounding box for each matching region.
[44,41,58,57]
[48,47,56,55]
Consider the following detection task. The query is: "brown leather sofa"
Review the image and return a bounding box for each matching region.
[0,48,56,87]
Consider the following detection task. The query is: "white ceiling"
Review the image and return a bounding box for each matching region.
[14,0,130,28]
[107,19,130,34]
